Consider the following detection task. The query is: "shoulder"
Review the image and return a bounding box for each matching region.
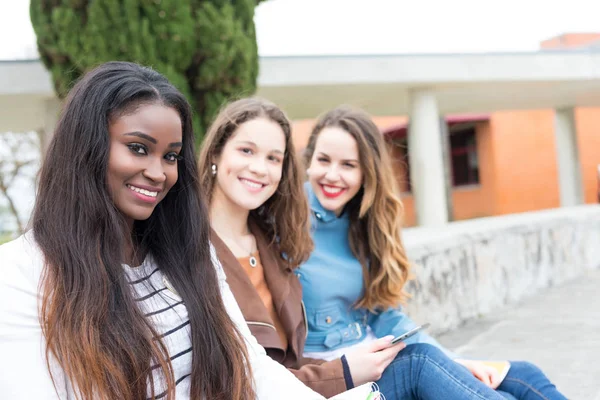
[0,231,45,292]
[0,233,72,398]
[0,232,46,337]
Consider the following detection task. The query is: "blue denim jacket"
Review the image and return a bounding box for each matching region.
[298,184,454,357]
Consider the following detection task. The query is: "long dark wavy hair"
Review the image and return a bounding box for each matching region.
[32,62,254,399]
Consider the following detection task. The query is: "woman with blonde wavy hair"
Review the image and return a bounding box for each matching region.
[299,105,567,400]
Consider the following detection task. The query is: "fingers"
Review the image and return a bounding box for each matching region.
[456,360,495,388]
[486,366,502,389]
[366,335,395,352]
[472,367,493,387]
[377,341,406,363]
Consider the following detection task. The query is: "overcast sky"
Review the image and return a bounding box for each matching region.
[2,0,600,60]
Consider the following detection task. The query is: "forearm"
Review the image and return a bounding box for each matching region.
[288,358,349,397]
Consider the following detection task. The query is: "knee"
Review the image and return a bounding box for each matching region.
[401,343,448,360]
[508,361,545,379]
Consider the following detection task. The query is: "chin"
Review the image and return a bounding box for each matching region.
[318,199,340,212]
[241,202,266,211]
[126,208,156,222]
[130,214,154,222]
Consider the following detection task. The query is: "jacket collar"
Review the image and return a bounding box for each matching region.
[210,219,292,353]
[250,219,292,316]
[306,183,339,223]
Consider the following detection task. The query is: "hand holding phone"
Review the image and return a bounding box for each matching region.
[390,323,430,345]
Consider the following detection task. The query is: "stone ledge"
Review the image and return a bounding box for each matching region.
[403,205,600,335]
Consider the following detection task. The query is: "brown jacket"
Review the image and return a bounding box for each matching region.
[211,223,348,397]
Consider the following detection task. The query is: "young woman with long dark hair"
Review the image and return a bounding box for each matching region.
[0,62,326,399]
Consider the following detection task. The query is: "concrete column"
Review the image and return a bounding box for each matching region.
[408,89,448,226]
[554,107,583,206]
[439,117,454,222]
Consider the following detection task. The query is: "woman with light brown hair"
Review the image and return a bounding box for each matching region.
[200,97,409,398]
[299,105,567,399]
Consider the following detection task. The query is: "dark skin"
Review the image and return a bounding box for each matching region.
[106,104,183,266]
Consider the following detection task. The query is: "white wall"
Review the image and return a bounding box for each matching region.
[403,205,600,334]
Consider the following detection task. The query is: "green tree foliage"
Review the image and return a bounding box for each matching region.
[31,0,265,141]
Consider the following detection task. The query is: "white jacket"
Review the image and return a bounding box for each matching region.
[0,232,325,399]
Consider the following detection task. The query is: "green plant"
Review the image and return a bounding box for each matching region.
[0,233,14,245]
[30,0,265,143]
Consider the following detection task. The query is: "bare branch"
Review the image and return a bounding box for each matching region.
[0,132,40,235]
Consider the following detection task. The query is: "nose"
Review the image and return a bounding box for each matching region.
[142,156,167,183]
[248,157,268,176]
[324,165,340,182]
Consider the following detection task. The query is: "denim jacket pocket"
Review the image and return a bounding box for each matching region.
[315,305,342,329]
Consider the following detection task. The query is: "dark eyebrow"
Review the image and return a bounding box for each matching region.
[317,152,357,163]
[236,140,257,147]
[124,132,182,148]
[124,131,156,144]
[237,140,283,155]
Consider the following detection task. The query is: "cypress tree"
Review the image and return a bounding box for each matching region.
[30,0,265,142]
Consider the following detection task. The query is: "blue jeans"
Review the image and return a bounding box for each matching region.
[376,344,566,400]
[496,361,566,400]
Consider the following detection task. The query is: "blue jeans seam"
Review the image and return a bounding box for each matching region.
[503,377,550,400]
[406,354,500,400]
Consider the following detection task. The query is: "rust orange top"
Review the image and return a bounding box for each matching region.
[238,252,288,350]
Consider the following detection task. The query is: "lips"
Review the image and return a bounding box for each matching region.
[239,177,266,193]
[320,184,346,199]
[127,184,161,203]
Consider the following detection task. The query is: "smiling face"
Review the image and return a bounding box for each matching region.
[212,117,286,213]
[106,103,183,227]
[307,126,364,216]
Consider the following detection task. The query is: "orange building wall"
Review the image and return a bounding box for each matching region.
[386,141,416,226]
[574,108,600,204]
[540,33,600,49]
[487,110,560,215]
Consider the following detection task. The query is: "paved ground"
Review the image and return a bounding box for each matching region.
[437,268,600,400]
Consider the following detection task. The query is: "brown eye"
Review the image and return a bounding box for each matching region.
[164,152,182,163]
[127,143,147,155]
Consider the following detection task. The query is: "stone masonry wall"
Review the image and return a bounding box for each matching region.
[402,205,600,335]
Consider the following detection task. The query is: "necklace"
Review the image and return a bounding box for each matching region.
[249,254,258,268]
[217,231,258,268]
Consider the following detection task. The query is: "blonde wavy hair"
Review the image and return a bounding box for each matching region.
[198,97,313,268]
[304,106,412,311]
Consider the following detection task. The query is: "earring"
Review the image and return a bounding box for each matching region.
[211,164,217,176]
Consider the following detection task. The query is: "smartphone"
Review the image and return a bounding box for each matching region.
[390,323,430,345]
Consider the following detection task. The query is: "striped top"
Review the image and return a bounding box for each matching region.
[0,232,328,399]
[123,256,192,399]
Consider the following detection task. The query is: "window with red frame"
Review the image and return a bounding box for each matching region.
[449,123,479,186]
[391,122,480,192]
